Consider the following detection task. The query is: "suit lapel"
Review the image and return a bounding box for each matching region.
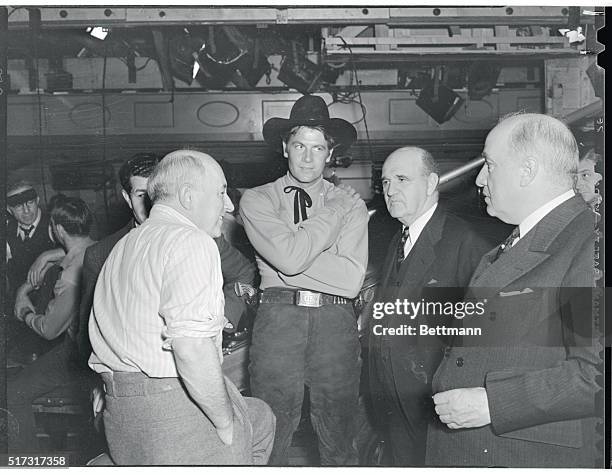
[380,227,401,288]
[398,205,446,286]
[470,233,549,292]
[470,195,588,292]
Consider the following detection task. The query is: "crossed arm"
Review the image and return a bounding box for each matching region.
[240,185,368,298]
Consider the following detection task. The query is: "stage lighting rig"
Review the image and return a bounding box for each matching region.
[415,66,463,124]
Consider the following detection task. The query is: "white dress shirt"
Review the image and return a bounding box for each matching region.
[515,189,575,246]
[88,204,227,377]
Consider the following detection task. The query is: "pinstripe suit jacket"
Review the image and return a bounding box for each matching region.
[426,195,602,467]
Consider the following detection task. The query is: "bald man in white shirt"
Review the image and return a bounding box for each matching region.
[88,150,274,465]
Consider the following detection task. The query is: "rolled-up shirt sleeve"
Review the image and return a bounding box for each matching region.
[158,230,227,351]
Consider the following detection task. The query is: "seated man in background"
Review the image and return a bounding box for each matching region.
[24,154,160,293]
[8,196,96,453]
[88,150,274,465]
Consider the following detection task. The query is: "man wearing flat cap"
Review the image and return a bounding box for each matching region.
[6,181,57,302]
[240,95,368,465]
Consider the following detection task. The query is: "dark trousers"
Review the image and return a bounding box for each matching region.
[369,345,437,466]
[7,337,89,453]
[249,302,361,465]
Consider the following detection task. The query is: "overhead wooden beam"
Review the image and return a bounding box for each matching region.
[323,31,580,61]
[7,7,594,28]
[494,26,511,51]
[374,25,390,51]
[325,35,567,47]
[323,50,581,63]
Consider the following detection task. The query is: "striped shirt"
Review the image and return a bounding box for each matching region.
[88,204,227,377]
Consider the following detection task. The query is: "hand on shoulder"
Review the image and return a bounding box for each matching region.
[326,184,362,215]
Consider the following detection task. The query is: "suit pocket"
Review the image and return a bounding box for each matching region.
[486,369,583,448]
[498,419,583,448]
[484,289,547,343]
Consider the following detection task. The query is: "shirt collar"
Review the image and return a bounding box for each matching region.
[149,203,199,229]
[518,189,575,241]
[283,172,326,195]
[402,202,438,244]
[16,208,42,238]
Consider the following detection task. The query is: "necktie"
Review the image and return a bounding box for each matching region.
[396,227,411,269]
[493,226,520,262]
[284,186,312,224]
[20,225,34,242]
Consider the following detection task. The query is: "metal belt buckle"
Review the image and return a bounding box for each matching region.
[296,290,322,308]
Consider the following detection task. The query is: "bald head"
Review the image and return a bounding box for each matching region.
[147,150,223,203]
[476,113,579,224]
[382,147,440,227]
[499,113,578,186]
[386,147,439,178]
[147,149,233,236]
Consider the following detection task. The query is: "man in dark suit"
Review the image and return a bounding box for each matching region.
[428,113,601,467]
[369,147,491,466]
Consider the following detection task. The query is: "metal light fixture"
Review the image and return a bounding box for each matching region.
[415,67,464,124]
[86,26,109,41]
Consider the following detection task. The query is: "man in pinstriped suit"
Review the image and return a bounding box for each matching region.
[427,113,602,467]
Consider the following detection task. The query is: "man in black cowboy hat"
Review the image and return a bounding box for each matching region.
[240,94,368,465]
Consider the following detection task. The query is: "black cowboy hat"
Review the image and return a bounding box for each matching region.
[262,95,357,154]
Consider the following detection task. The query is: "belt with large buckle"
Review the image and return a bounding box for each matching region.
[296,290,322,307]
[259,288,350,308]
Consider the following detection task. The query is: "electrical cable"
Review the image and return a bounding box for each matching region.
[136,57,153,71]
[101,54,110,225]
[119,54,153,71]
[33,32,48,205]
[334,35,373,163]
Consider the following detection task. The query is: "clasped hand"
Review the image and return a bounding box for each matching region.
[14,285,35,321]
[433,387,491,429]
